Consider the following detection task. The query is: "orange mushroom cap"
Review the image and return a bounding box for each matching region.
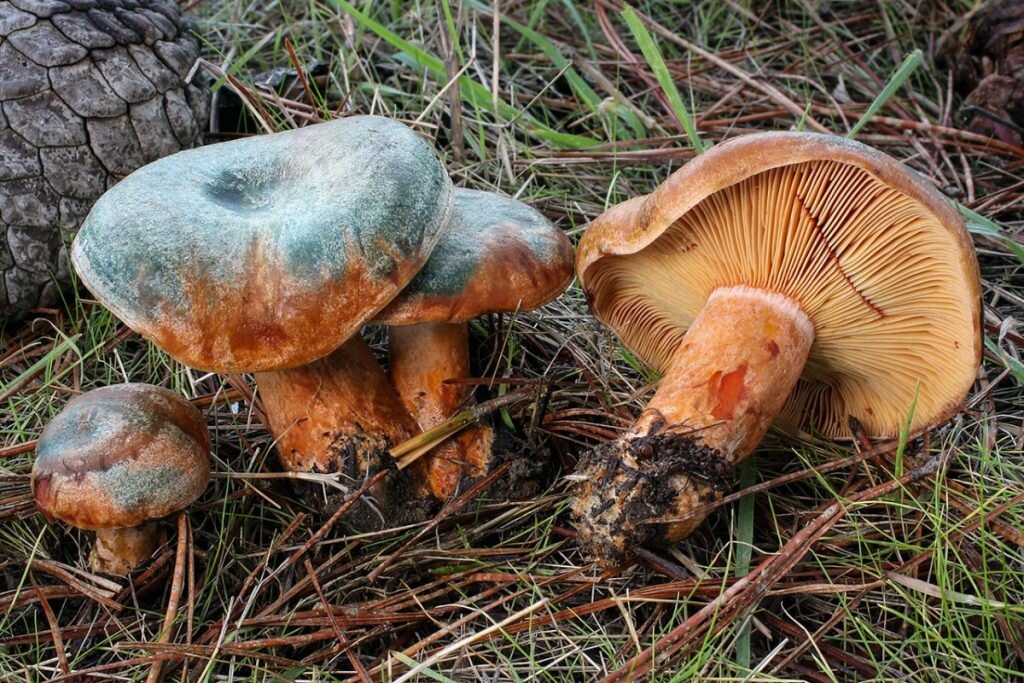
[71,116,453,372]
[374,189,574,325]
[578,132,982,439]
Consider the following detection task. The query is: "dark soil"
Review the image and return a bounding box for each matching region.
[317,442,439,532]
[573,431,737,565]
[469,426,551,502]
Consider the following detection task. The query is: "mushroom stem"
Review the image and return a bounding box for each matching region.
[573,285,815,564]
[89,523,161,575]
[389,322,494,500]
[632,286,815,457]
[255,335,417,489]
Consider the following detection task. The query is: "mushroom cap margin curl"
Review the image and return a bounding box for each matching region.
[577,132,982,439]
[32,384,211,531]
[72,116,454,372]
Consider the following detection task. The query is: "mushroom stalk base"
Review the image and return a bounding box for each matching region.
[89,523,160,575]
[573,286,815,564]
[389,323,494,501]
[255,336,419,516]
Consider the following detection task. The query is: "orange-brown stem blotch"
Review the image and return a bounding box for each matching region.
[632,286,815,458]
[89,523,161,575]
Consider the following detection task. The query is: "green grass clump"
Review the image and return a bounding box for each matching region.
[2,1,1023,681]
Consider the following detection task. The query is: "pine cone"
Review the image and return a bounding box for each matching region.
[0,0,209,321]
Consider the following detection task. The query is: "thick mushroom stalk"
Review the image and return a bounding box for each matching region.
[90,524,162,576]
[573,286,814,563]
[388,323,494,499]
[256,335,418,508]
[32,384,210,575]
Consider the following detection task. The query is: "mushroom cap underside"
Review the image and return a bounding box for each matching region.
[32,384,210,530]
[72,115,454,372]
[374,188,574,325]
[578,132,982,438]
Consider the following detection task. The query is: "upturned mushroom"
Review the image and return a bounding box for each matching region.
[32,384,210,575]
[70,116,452,504]
[573,132,982,564]
[374,188,574,501]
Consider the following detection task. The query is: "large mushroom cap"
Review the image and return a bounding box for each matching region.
[32,384,210,531]
[374,188,574,324]
[71,115,453,372]
[578,132,982,438]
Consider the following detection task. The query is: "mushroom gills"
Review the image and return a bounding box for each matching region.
[584,154,978,440]
[573,285,814,564]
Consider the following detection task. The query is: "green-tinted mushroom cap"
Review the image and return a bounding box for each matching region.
[31,384,211,531]
[374,189,574,325]
[71,116,454,372]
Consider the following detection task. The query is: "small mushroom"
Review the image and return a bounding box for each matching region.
[574,132,982,564]
[31,384,210,575]
[70,116,452,495]
[374,189,574,501]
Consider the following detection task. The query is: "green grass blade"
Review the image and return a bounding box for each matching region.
[328,0,599,148]
[847,49,922,138]
[207,33,278,89]
[392,652,460,683]
[893,383,920,479]
[734,458,756,671]
[959,204,1024,264]
[469,1,601,112]
[439,0,464,63]
[0,333,81,403]
[0,528,46,626]
[620,4,704,152]
[559,0,596,59]
[984,336,1024,383]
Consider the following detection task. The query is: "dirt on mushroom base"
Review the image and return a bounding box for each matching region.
[299,432,438,531]
[352,428,550,527]
[463,427,552,502]
[573,431,738,565]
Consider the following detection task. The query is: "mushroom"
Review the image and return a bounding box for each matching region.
[573,132,982,564]
[31,384,210,575]
[70,116,452,498]
[373,188,574,501]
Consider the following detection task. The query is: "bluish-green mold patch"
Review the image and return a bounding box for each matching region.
[101,463,189,513]
[36,393,165,471]
[403,188,564,298]
[71,115,453,370]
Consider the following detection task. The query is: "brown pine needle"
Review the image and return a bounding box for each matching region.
[146,512,188,683]
[367,462,514,582]
[602,455,945,681]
